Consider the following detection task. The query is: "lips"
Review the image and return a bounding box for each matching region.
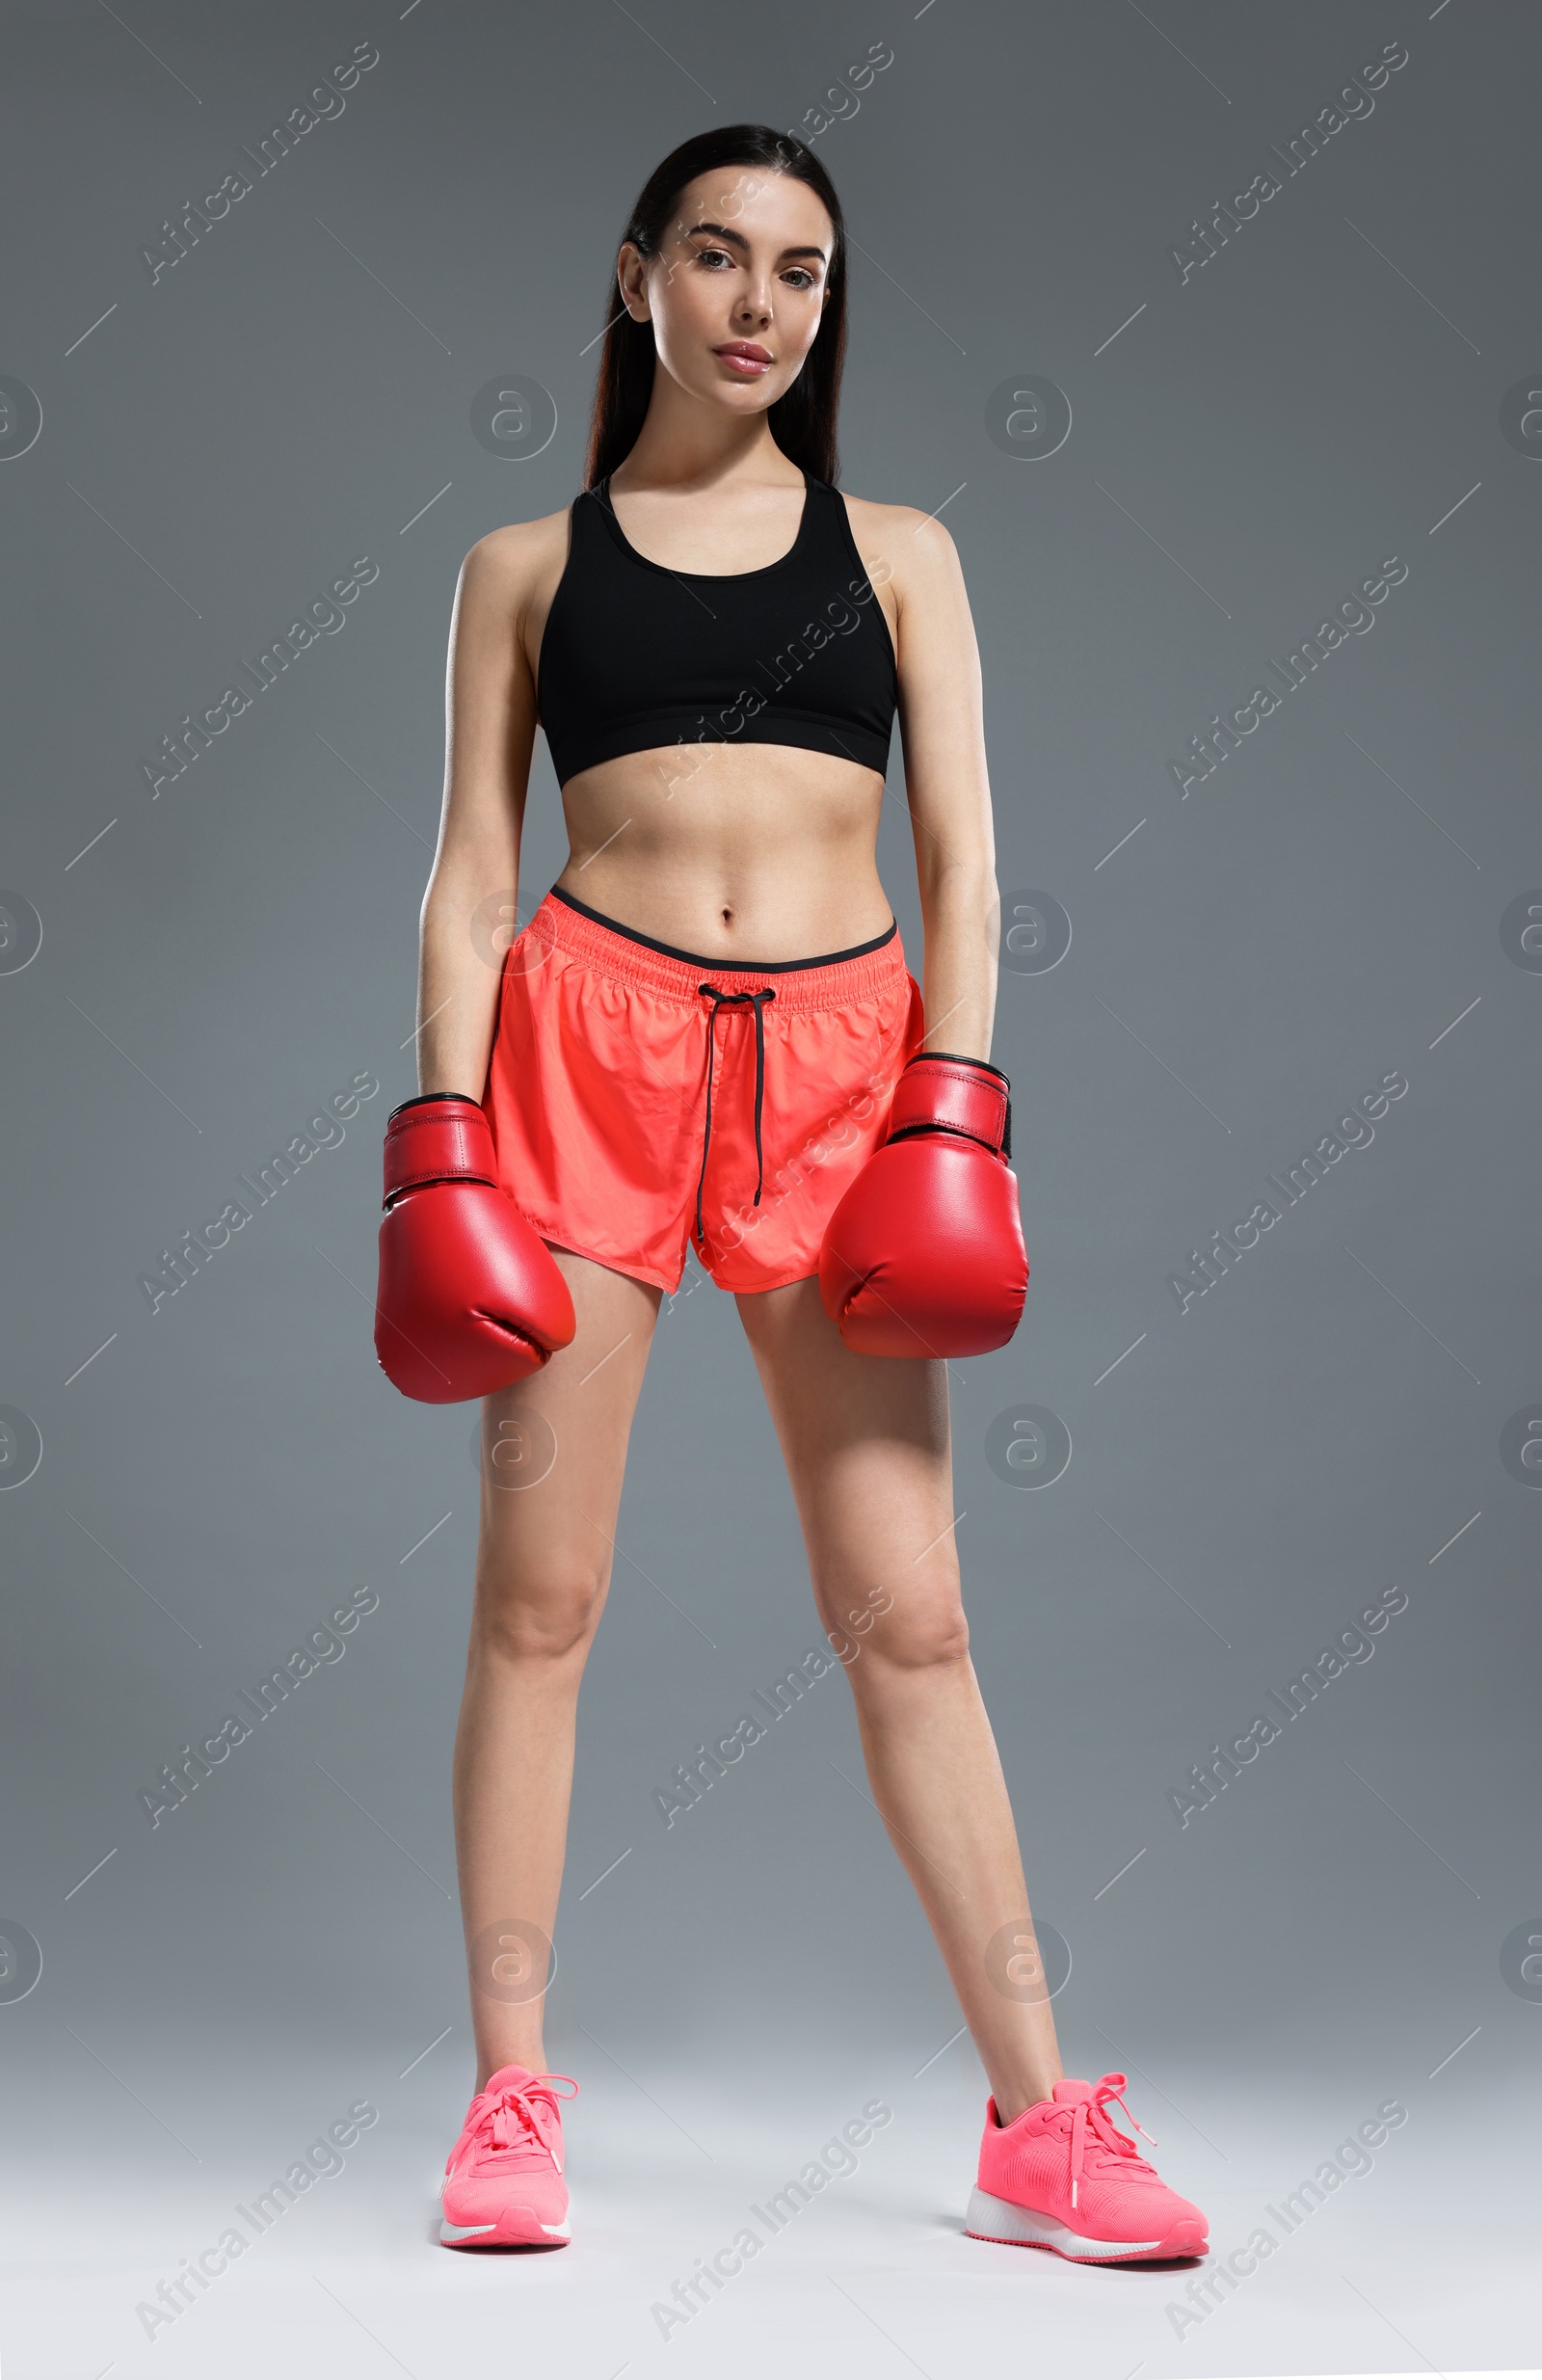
[714,342,773,376]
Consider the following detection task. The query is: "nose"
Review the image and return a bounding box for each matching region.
[733,273,773,326]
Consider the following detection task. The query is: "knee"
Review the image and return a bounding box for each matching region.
[834,1584,970,1676]
[472,1559,608,1663]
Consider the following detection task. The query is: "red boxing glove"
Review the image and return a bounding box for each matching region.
[818,1053,1027,1358]
[374,1094,576,1403]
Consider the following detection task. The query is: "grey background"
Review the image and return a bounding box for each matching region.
[2,2,1537,2373]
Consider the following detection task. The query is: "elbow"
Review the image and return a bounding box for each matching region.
[918,851,997,909]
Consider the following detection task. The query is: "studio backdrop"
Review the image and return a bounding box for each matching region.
[2,4,1536,2376]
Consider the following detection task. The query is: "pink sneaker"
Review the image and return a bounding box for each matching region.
[439,2064,577,2248]
[966,2072,1208,2262]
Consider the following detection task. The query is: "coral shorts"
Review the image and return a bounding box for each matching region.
[482,886,925,1296]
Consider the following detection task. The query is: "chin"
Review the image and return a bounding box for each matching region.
[697,376,778,411]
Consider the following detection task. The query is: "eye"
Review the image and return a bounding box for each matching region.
[695,246,734,270]
[783,268,817,291]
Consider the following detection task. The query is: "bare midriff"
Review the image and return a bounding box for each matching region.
[551,742,893,963]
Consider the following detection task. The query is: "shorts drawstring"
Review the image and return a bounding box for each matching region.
[694,984,777,1248]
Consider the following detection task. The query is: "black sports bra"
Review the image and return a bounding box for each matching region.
[535,472,897,789]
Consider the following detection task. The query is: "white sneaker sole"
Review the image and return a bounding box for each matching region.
[964,2185,1202,2263]
[439,2215,570,2247]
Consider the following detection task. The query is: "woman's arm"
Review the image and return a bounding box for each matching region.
[416,528,540,1097]
[888,509,999,1062]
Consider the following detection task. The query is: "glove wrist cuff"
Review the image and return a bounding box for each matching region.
[887,1053,1011,1159]
[383,1095,497,1205]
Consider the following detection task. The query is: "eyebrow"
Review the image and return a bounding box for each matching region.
[680,219,828,263]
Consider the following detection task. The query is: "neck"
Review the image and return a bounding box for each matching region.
[613,406,796,496]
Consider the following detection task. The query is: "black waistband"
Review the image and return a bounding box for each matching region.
[548,884,896,974]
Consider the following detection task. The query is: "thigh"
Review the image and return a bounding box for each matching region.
[477,1247,661,1606]
[734,1275,965,1650]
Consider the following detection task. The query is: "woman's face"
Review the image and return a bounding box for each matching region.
[620,166,834,414]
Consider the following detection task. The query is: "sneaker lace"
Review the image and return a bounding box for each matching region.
[1057,2072,1160,2208]
[467,2072,577,2169]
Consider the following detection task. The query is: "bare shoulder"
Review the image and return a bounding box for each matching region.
[461,504,571,610]
[454,506,574,686]
[837,489,965,609]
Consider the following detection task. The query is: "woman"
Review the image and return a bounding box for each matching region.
[374,123,1207,2267]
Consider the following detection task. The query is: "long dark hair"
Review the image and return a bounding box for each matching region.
[582,125,848,491]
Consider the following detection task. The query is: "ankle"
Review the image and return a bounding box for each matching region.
[474,2051,545,2092]
[992,2068,1063,2126]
